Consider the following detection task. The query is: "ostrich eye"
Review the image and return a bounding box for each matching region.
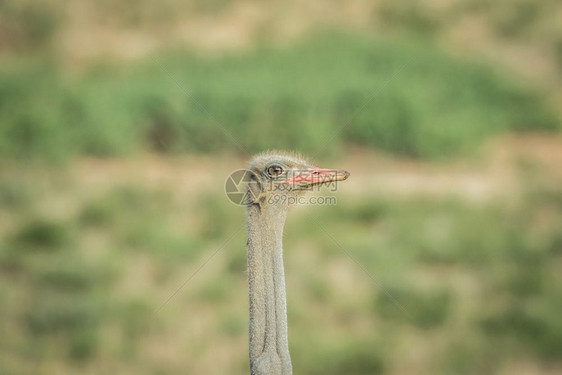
[266,164,284,177]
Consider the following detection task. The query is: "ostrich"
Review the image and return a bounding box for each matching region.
[244,151,349,375]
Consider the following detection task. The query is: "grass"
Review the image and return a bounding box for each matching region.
[0,33,558,162]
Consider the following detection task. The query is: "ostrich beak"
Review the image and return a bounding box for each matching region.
[284,167,350,186]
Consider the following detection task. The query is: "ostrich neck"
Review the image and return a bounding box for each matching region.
[246,203,292,375]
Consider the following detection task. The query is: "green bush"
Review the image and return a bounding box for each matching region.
[294,339,385,375]
[375,287,452,329]
[26,295,99,334]
[11,218,69,251]
[480,299,562,360]
[33,255,97,291]
[0,33,558,161]
[68,328,98,360]
[379,0,443,35]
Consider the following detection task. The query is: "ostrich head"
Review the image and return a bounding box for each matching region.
[245,151,349,207]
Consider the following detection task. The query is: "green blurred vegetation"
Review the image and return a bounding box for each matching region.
[1,0,562,373]
[1,33,559,162]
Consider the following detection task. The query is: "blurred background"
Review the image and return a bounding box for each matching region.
[1,1,562,374]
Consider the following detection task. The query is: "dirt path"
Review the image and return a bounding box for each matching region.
[63,134,562,203]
